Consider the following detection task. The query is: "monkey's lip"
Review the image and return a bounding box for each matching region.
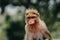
[29,24,36,26]
[29,24,34,25]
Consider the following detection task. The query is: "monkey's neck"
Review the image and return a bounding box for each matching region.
[28,23,40,33]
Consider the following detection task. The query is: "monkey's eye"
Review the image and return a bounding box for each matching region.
[31,16,36,18]
[27,16,36,19]
[27,17,31,19]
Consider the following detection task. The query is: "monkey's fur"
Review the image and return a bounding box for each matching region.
[24,8,52,40]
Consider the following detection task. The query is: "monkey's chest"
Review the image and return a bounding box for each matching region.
[29,26,39,33]
[33,33,44,40]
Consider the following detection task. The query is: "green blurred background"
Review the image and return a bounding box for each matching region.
[0,0,60,40]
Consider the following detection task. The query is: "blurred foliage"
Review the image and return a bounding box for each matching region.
[51,21,60,39]
[0,0,60,40]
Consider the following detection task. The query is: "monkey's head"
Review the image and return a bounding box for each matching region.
[25,8,40,25]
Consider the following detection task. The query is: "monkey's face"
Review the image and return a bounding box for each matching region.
[26,12,39,25]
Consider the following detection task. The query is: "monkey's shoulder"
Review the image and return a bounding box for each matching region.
[39,20,48,30]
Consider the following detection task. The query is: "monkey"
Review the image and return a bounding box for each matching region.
[24,8,52,40]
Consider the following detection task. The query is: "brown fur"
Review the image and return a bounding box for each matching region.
[24,8,52,40]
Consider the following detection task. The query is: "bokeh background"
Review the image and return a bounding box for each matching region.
[0,0,60,40]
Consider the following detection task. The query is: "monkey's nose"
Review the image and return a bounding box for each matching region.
[29,21,34,24]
